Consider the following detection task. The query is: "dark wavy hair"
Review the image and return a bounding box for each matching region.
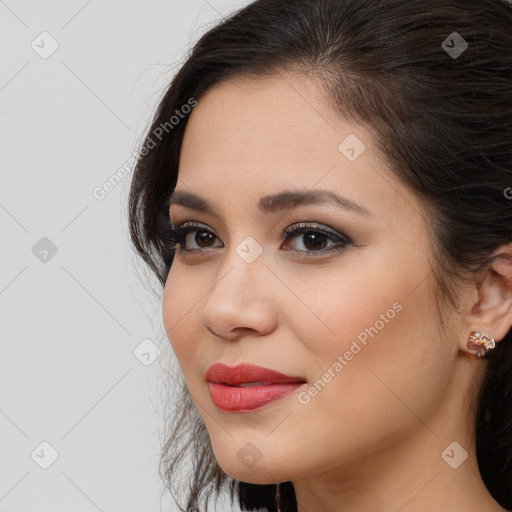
[127,0,512,510]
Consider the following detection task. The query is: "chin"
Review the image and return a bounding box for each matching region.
[213,448,288,484]
[222,466,283,485]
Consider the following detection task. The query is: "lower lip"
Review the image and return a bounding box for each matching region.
[207,382,305,412]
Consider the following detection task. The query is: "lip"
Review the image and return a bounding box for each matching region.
[205,363,307,412]
[205,362,306,385]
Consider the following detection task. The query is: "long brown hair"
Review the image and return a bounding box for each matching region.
[128,0,512,509]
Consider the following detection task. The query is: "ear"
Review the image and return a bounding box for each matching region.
[462,242,512,358]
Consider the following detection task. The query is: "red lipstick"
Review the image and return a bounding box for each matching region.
[205,363,306,412]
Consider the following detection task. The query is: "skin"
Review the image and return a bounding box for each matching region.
[162,71,512,512]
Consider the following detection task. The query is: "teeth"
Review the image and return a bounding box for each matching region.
[238,381,269,387]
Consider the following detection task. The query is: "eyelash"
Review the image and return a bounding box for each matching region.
[162,221,352,258]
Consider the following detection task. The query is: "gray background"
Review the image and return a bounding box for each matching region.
[0,1,251,511]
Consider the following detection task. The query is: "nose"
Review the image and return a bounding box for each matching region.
[200,253,278,341]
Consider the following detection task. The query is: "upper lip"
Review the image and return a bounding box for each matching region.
[205,363,306,386]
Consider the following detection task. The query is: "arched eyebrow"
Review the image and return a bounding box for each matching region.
[168,189,373,217]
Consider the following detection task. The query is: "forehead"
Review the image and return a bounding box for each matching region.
[181,73,343,164]
[177,72,423,225]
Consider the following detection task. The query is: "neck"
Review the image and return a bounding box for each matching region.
[292,356,505,512]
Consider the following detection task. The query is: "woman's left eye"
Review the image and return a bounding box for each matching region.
[165,221,352,256]
[281,222,352,255]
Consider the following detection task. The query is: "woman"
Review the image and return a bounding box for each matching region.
[128,0,512,510]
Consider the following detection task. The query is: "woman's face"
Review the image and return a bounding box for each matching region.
[162,72,461,484]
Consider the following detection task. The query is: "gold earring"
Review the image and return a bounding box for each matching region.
[467,330,497,357]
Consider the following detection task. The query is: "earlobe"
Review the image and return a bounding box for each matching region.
[463,243,512,359]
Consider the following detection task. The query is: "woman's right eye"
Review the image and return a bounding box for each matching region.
[164,222,222,253]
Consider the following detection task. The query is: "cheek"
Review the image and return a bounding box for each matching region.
[288,259,448,417]
[162,265,201,373]
[283,241,438,359]
[296,276,447,430]
[282,262,414,362]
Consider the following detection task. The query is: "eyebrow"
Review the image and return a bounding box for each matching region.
[168,189,373,217]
